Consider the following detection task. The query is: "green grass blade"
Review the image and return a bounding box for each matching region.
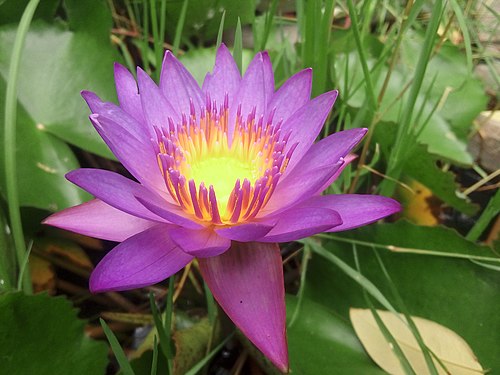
[303,239,398,315]
[204,281,217,325]
[184,333,234,375]
[150,335,158,375]
[467,189,500,242]
[233,17,243,74]
[449,0,473,73]
[173,0,189,55]
[0,209,14,290]
[150,0,162,81]
[149,292,173,373]
[260,0,280,50]
[216,11,226,49]
[3,0,39,294]
[288,245,310,327]
[100,318,135,375]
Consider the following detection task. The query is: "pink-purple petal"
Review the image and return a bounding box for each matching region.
[66,168,165,222]
[202,43,241,108]
[90,225,193,293]
[159,51,204,119]
[199,242,288,372]
[135,195,204,230]
[229,52,274,142]
[258,207,342,243]
[169,227,230,257]
[113,62,146,125]
[137,67,181,128]
[281,90,338,173]
[43,199,156,242]
[215,222,275,242]
[296,194,402,232]
[266,68,312,124]
[89,114,165,191]
[260,160,344,217]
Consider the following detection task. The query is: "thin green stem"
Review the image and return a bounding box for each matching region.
[173,0,189,55]
[466,189,500,242]
[3,0,39,294]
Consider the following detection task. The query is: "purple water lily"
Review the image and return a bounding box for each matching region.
[44,44,400,372]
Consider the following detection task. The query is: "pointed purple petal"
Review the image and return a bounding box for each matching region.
[137,67,181,128]
[258,207,342,243]
[169,227,230,257]
[66,168,166,222]
[317,153,357,193]
[199,242,288,372]
[229,52,274,141]
[81,90,149,144]
[90,225,193,293]
[296,194,401,232]
[159,51,204,118]
[266,68,312,124]
[281,90,338,172]
[89,114,165,191]
[215,222,275,242]
[202,43,241,108]
[135,194,204,230]
[43,199,156,242]
[260,160,344,217]
[113,62,146,125]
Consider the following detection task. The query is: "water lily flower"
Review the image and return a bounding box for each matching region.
[43,44,400,372]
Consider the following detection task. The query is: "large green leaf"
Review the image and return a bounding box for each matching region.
[0,0,122,158]
[0,292,108,374]
[286,295,384,374]
[305,224,500,372]
[0,79,89,211]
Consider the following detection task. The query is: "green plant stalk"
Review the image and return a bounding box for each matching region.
[164,275,175,374]
[0,209,13,290]
[150,0,162,81]
[100,318,135,375]
[233,18,243,74]
[3,0,39,294]
[149,292,171,368]
[345,0,377,112]
[173,0,189,55]
[288,245,310,327]
[353,247,417,375]
[184,333,234,375]
[204,281,217,325]
[467,189,500,242]
[150,335,158,375]
[373,250,441,375]
[260,0,280,51]
[380,0,444,196]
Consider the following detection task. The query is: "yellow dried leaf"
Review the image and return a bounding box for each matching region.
[30,255,56,294]
[350,308,484,375]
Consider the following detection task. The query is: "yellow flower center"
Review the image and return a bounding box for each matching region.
[154,98,294,225]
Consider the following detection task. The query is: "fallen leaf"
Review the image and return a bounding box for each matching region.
[350,308,484,375]
[30,255,56,294]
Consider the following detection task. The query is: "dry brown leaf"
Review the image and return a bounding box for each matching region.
[350,308,484,375]
[30,255,56,294]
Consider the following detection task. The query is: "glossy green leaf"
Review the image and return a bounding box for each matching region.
[286,295,385,374]
[0,292,108,374]
[305,227,500,373]
[0,78,90,210]
[0,0,123,158]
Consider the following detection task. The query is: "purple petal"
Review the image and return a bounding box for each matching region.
[266,68,312,124]
[89,114,165,191]
[296,194,402,232]
[215,222,275,242]
[90,225,193,293]
[136,195,204,230]
[66,168,167,222]
[159,51,204,119]
[202,43,241,108]
[137,67,181,128]
[113,62,146,125]
[199,242,288,372]
[229,52,274,142]
[259,160,344,217]
[281,90,338,172]
[258,207,342,242]
[81,91,149,144]
[318,153,357,193]
[43,199,156,242]
[169,227,230,257]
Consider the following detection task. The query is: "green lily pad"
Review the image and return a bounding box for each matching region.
[0,79,89,211]
[286,295,384,374]
[0,292,108,375]
[305,226,500,373]
[0,0,122,158]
